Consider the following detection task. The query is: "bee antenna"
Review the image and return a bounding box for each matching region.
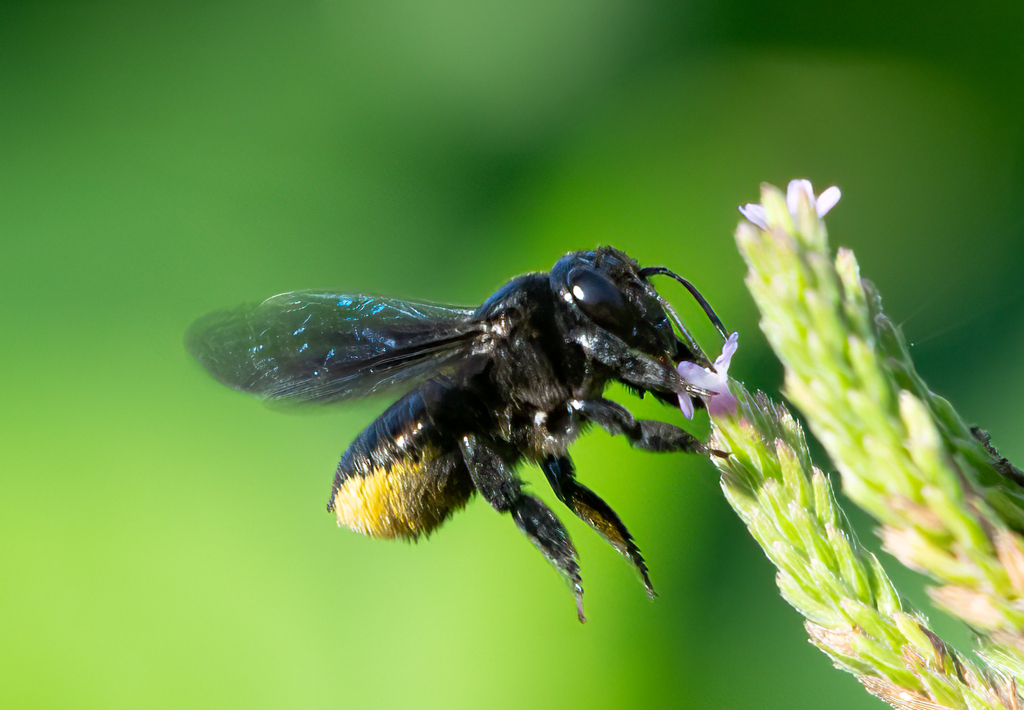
[650,290,714,369]
[639,267,728,340]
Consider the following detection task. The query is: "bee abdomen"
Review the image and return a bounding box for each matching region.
[328,389,474,539]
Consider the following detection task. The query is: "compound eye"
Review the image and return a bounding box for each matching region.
[568,267,633,333]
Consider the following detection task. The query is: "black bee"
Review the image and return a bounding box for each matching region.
[186,246,728,622]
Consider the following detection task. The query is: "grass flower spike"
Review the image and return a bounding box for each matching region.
[710,382,1019,709]
[704,179,1024,708]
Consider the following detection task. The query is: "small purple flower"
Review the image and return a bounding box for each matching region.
[737,204,770,230]
[677,332,739,420]
[739,179,841,230]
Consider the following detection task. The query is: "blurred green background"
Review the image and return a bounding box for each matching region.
[3,1,1024,708]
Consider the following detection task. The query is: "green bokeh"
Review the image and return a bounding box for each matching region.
[3,2,1023,708]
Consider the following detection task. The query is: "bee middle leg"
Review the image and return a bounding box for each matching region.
[459,434,586,622]
[540,454,654,597]
[576,398,720,455]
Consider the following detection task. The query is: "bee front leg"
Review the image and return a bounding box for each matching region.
[573,328,698,396]
[458,434,586,622]
[540,454,654,597]
[575,398,721,456]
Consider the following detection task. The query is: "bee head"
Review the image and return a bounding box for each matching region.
[548,247,719,369]
[550,247,727,369]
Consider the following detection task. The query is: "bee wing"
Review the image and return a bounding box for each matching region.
[185,292,483,404]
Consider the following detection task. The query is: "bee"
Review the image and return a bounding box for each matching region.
[186,246,728,622]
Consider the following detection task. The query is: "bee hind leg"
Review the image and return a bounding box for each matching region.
[459,434,585,623]
[540,454,654,598]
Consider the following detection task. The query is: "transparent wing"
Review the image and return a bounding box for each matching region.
[185,292,482,403]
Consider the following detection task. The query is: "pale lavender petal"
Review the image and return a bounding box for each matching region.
[816,186,841,217]
[677,362,720,390]
[738,204,768,230]
[787,179,815,215]
[707,389,739,419]
[714,332,739,372]
[678,391,695,420]
[677,332,740,420]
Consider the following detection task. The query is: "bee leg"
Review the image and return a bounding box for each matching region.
[577,398,720,455]
[459,434,586,622]
[572,328,686,395]
[541,454,654,597]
